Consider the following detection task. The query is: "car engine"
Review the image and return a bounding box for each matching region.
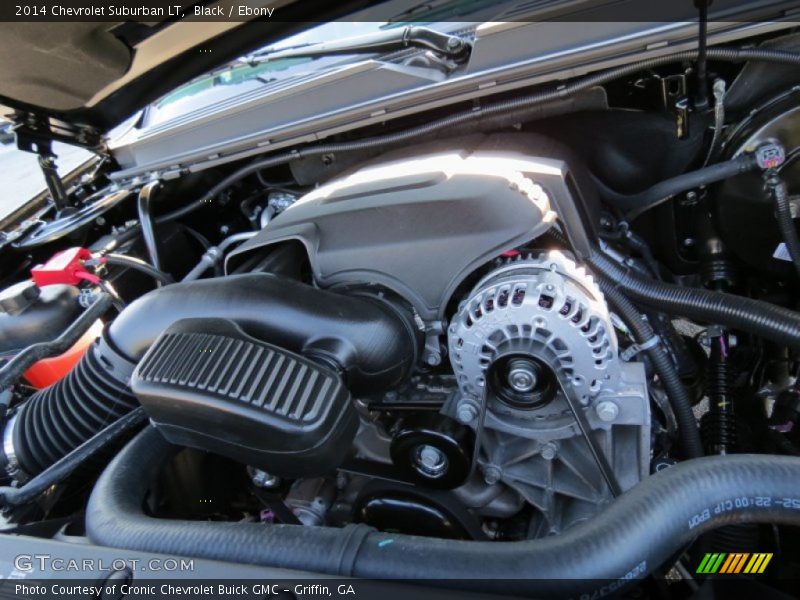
[3,23,800,599]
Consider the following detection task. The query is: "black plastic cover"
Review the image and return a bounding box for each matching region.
[131,318,357,477]
[226,137,562,320]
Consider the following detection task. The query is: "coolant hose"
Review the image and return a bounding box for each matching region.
[87,426,800,596]
[587,250,800,349]
[0,292,111,392]
[603,154,758,220]
[597,278,703,459]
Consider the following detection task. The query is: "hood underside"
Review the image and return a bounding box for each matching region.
[0,0,793,147]
[0,0,366,136]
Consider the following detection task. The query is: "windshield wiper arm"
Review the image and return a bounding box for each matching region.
[249,26,470,64]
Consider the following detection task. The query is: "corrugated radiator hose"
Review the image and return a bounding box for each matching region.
[87,426,800,597]
[587,250,800,350]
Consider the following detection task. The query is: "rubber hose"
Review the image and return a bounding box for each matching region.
[0,407,147,507]
[587,250,800,349]
[159,46,800,222]
[104,254,175,286]
[766,170,800,280]
[607,154,758,220]
[5,336,138,476]
[0,293,111,392]
[136,182,164,279]
[597,277,703,458]
[87,426,800,596]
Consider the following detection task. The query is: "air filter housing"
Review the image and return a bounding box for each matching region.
[131,318,357,477]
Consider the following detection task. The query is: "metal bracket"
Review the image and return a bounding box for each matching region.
[12,112,106,211]
[13,123,69,211]
[660,74,690,139]
[555,375,623,497]
[13,112,106,154]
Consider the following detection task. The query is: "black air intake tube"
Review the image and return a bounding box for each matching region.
[5,337,137,477]
[4,274,419,476]
[88,427,800,597]
[107,274,419,393]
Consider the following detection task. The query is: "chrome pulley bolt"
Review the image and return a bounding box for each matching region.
[507,359,539,393]
[414,444,448,478]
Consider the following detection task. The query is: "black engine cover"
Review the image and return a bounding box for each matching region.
[131,318,357,477]
[226,137,578,320]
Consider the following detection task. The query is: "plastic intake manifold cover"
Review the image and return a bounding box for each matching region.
[224,134,569,321]
[130,318,357,477]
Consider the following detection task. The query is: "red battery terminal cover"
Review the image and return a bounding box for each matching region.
[30,247,101,287]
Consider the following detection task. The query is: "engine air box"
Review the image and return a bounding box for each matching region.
[131,318,356,477]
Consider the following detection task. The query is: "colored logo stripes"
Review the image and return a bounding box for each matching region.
[696,552,773,574]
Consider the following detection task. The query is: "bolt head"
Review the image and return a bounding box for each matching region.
[426,352,441,366]
[249,467,280,489]
[508,367,537,393]
[415,444,448,477]
[483,465,502,485]
[595,400,619,422]
[540,442,558,460]
[506,358,540,394]
[457,402,478,424]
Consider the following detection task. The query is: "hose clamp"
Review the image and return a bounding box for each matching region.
[620,335,661,362]
[2,414,28,483]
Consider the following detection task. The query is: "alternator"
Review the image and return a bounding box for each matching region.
[449,250,620,411]
[446,250,649,534]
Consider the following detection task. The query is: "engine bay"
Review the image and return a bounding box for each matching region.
[2,26,800,599]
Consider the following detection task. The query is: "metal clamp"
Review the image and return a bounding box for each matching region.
[620,334,661,362]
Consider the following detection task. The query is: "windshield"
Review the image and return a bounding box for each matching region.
[0,21,393,221]
[0,9,495,220]
[142,22,395,130]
